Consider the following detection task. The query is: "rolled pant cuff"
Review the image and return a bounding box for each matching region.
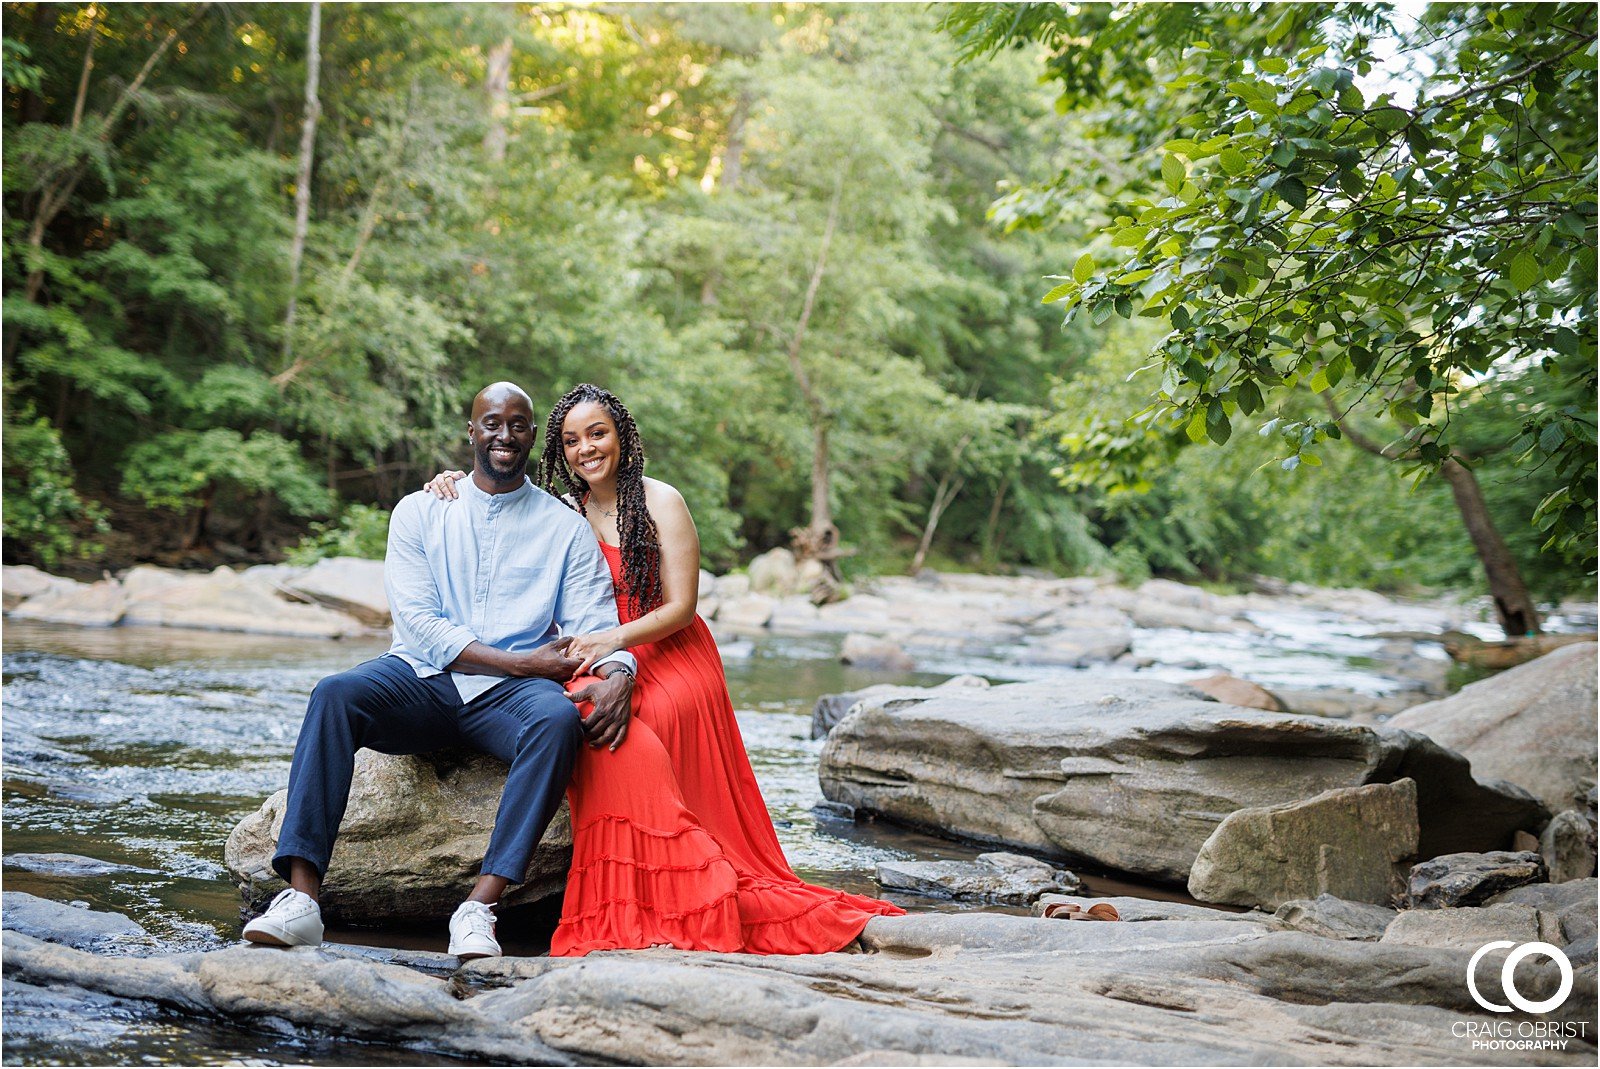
[271,840,328,884]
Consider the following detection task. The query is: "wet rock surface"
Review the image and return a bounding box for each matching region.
[225,749,571,923]
[6,901,1594,1066]
[874,852,1079,905]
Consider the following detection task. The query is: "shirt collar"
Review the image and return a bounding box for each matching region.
[458,473,534,504]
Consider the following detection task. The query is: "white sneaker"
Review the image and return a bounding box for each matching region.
[448,900,501,959]
[242,888,324,947]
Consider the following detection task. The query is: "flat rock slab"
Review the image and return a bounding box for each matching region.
[1188,779,1418,910]
[1274,894,1398,941]
[820,679,1545,883]
[1034,894,1282,927]
[1,892,152,950]
[1381,904,1554,950]
[6,907,1594,1066]
[1487,878,1599,946]
[875,852,1078,905]
[1406,851,1548,909]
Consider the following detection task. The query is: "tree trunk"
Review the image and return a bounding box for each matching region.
[186,484,216,551]
[911,473,966,574]
[699,92,748,306]
[1439,457,1542,637]
[784,177,845,566]
[982,475,1009,563]
[483,29,513,162]
[1322,395,1543,638]
[279,2,323,371]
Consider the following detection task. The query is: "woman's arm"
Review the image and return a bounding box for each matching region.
[567,480,701,669]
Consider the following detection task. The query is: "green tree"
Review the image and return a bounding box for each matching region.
[947,1,1597,631]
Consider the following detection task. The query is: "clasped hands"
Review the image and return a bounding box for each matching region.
[514,632,631,751]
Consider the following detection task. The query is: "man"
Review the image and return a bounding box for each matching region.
[243,382,635,959]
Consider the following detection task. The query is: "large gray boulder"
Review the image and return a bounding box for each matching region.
[6,906,1593,1065]
[282,557,390,626]
[819,680,1548,883]
[1188,779,1418,910]
[224,749,570,923]
[121,566,368,638]
[9,577,127,627]
[1388,642,1597,813]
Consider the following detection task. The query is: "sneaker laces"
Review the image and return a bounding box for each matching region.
[459,902,495,937]
[267,888,305,914]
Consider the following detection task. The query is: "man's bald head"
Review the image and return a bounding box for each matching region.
[471,381,533,421]
[467,382,537,492]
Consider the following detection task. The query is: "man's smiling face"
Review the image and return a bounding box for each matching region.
[468,384,536,486]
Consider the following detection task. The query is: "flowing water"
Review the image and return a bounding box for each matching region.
[1,594,1560,1065]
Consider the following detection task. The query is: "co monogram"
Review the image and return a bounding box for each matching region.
[1467,941,1575,1014]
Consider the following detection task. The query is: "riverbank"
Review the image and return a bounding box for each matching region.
[4,563,1596,1065]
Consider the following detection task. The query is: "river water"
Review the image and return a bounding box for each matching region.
[0,594,1569,1066]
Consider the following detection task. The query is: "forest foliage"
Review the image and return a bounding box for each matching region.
[2,2,1593,604]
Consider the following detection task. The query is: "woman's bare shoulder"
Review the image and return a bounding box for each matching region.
[643,477,688,513]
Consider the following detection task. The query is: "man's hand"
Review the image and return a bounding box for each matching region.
[569,668,633,751]
[514,636,581,680]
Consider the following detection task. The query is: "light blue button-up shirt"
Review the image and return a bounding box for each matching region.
[383,474,635,704]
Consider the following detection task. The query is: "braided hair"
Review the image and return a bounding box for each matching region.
[537,383,663,616]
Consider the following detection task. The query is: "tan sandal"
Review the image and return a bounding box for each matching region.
[1043,901,1122,922]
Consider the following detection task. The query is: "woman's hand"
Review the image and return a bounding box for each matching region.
[422,469,467,500]
[566,629,623,677]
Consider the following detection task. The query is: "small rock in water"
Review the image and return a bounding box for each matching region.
[839,634,916,672]
[874,852,1078,905]
[811,801,857,822]
[1404,850,1547,909]
[2,891,150,949]
[4,853,155,878]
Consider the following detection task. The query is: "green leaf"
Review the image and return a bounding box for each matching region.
[1073,252,1096,283]
[1369,107,1409,132]
[1509,251,1541,293]
[1205,399,1232,444]
[1218,147,1249,176]
[1041,281,1076,303]
[1539,422,1566,454]
[1337,84,1364,111]
[1277,176,1308,210]
[1162,154,1186,193]
[1186,409,1210,443]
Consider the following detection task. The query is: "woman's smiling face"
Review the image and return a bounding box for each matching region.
[562,401,621,486]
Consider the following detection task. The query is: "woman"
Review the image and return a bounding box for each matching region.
[425,383,903,955]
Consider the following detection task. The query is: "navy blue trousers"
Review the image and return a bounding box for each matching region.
[272,655,582,885]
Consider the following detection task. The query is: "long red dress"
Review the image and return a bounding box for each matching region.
[549,540,904,956]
